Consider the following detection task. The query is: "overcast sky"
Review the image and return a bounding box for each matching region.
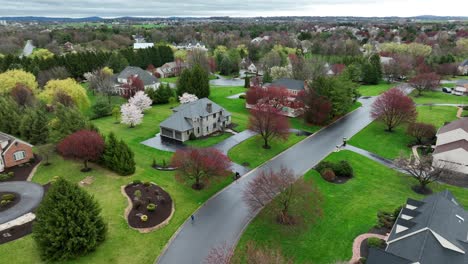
[0,0,465,17]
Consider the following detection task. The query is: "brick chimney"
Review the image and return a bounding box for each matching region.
[206,103,212,113]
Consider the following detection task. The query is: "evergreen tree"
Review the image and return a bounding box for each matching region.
[19,108,36,141]
[361,62,379,85]
[191,64,210,98]
[33,177,107,261]
[49,104,87,142]
[262,70,273,83]
[0,96,21,135]
[102,133,135,176]
[29,107,49,144]
[107,52,128,73]
[369,53,382,80]
[176,68,192,96]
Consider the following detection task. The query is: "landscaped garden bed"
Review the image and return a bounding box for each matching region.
[316,160,354,184]
[0,192,19,213]
[0,155,42,182]
[123,181,174,232]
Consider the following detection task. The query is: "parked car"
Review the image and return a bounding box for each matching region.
[442,87,452,93]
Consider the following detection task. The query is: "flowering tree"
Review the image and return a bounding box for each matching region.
[57,130,105,172]
[178,92,198,104]
[171,148,231,190]
[409,72,440,96]
[120,103,143,128]
[243,167,323,225]
[248,99,290,149]
[371,88,417,132]
[122,75,145,99]
[128,91,152,112]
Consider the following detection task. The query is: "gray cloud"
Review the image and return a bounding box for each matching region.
[0,0,461,17]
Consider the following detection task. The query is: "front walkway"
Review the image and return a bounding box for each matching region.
[343,145,406,174]
[349,233,388,264]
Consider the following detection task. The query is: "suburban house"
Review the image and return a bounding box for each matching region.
[113,66,160,95]
[155,61,188,78]
[174,41,207,51]
[0,132,34,172]
[159,98,231,142]
[368,190,468,264]
[432,118,468,174]
[20,40,35,58]
[247,63,257,73]
[132,34,154,50]
[266,78,308,95]
[458,59,468,75]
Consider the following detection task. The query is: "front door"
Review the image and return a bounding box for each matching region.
[0,157,4,172]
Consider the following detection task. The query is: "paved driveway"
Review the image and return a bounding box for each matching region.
[0,181,44,224]
[157,97,377,264]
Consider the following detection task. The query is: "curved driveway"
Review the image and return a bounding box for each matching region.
[0,181,44,224]
[157,97,376,264]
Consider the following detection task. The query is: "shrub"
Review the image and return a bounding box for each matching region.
[91,98,112,119]
[321,168,336,182]
[0,200,11,207]
[367,237,385,249]
[152,158,156,167]
[335,160,354,177]
[1,193,15,201]
[358,257,367,264]
[189,133,197,140]
[143,181,151,187]
[147,203,157,212]
[168,97,177,104]
[133,180,142,185]
[134,190,142,199]
[140,215,148,222]
[376,211,396,229]
[0,173,13,181]
[7,172,14,177]
[239,94,246,99]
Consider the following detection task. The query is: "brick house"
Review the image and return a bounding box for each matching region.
[0,132,34,172]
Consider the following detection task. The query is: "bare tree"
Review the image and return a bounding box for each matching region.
[243,167,322,225]
[87,69,115,103]
[394,154,452,194]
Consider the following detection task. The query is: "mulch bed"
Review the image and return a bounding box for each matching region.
[124,183,173,229]
[1,155,42,182]
[368,227,390,236]
[0,192,20,213]
[360,238,370,259]
[332,176,352,184]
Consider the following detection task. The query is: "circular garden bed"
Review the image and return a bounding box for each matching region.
[123,181,174,233]
[0,192,20,213]
[316,160,354,184]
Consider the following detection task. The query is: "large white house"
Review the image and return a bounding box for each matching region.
[159,98,231,142]
[432,118,468,174]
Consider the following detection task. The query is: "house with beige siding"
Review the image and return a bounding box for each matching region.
[159,98,231,142]
[432,118,468,174]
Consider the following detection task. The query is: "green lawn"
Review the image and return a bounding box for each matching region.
[348,106,458,159]
[160,77,179,83]
[358,82,396,96]
[411,90,468,105]
[234,150,468,264]
[0,103,234,264]
[228,134,306,168]
[82,83,126,118]
[185,133,232,148]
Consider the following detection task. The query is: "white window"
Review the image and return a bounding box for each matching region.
[13,151,26,161]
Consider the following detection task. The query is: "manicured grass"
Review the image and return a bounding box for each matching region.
[411,90,468,105]
[82,83,126,118]
[289,118,321,134]
[348,106,458,159]
[442,83,456,88]
[234,150,468,264]
[185,133,232,148]
[210,86,251,132]
[0,103,234,264]
[228,134,306,168]
[160,77,179,83]
[358,82,396,96]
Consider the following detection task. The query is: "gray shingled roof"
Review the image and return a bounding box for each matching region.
[160,98,231,132]
[117,66,159,86]
[438,118,468,134]
[433,139,468,155]
[460,59,468,67]
[376,190,468,264]
[270,78,305,91]
[367,248,412,264]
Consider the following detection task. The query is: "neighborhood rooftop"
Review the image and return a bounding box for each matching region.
[114,66,159,86]
[268,78,306,91]
[438,118,468,134]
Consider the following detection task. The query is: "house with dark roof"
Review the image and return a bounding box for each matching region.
[433,118,468,174]
[113,66,160,95]
[266,78,307,95]
[159,98,231,142]
[0,132,34,172]
[367,190,468,264]
[155,61,187,78]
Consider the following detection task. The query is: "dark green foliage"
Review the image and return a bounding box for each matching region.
[239,94,246,99]
[312,76,358,116]
[0,97,21,135]
[1,193,15,201]
[369,54,382,80]
[176,64,210,98]
[106,52,129,72]
[147,84,174,104]
[361,62,380,85]
[244,76,250,88]
[315,161,335,173]
[133,179,142,185]
[0,173,13,181]
[189,133,197,141]
[91,98,112,119]
[316,160,354,177]
[19,107,49,144]
[102,133,136,176]
[375,206,402,229]
[367,238,386,249]
[262,70,272,83]
[49,104,88,142]
[33,178,106,261]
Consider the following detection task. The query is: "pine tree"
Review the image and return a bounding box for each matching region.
[263,70,272,83]
[176,68,192,96]
[33,177,107,261]
[102,133,135,176]
[49,104,87,142]
[102,132,118,168]
[29,107,49,144]
[192,64,210,98]
[19,108,35,141]
[0,96,21,135]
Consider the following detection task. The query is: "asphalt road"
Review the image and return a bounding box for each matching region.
[0,181,44,224]
[157,96,376,264]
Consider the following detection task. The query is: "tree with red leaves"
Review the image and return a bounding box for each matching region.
[409,72,440,96]
[171,148,231,190]
[371,88,417,132]
[407,122,436,144]
[249,103,290,149]
[122,75,145,99]
[243,167,322,225]
[57,130,105,172]
[436,63,459,77]
[300,89,333,125]
[331,64,346,75]
[245,86,290,109]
